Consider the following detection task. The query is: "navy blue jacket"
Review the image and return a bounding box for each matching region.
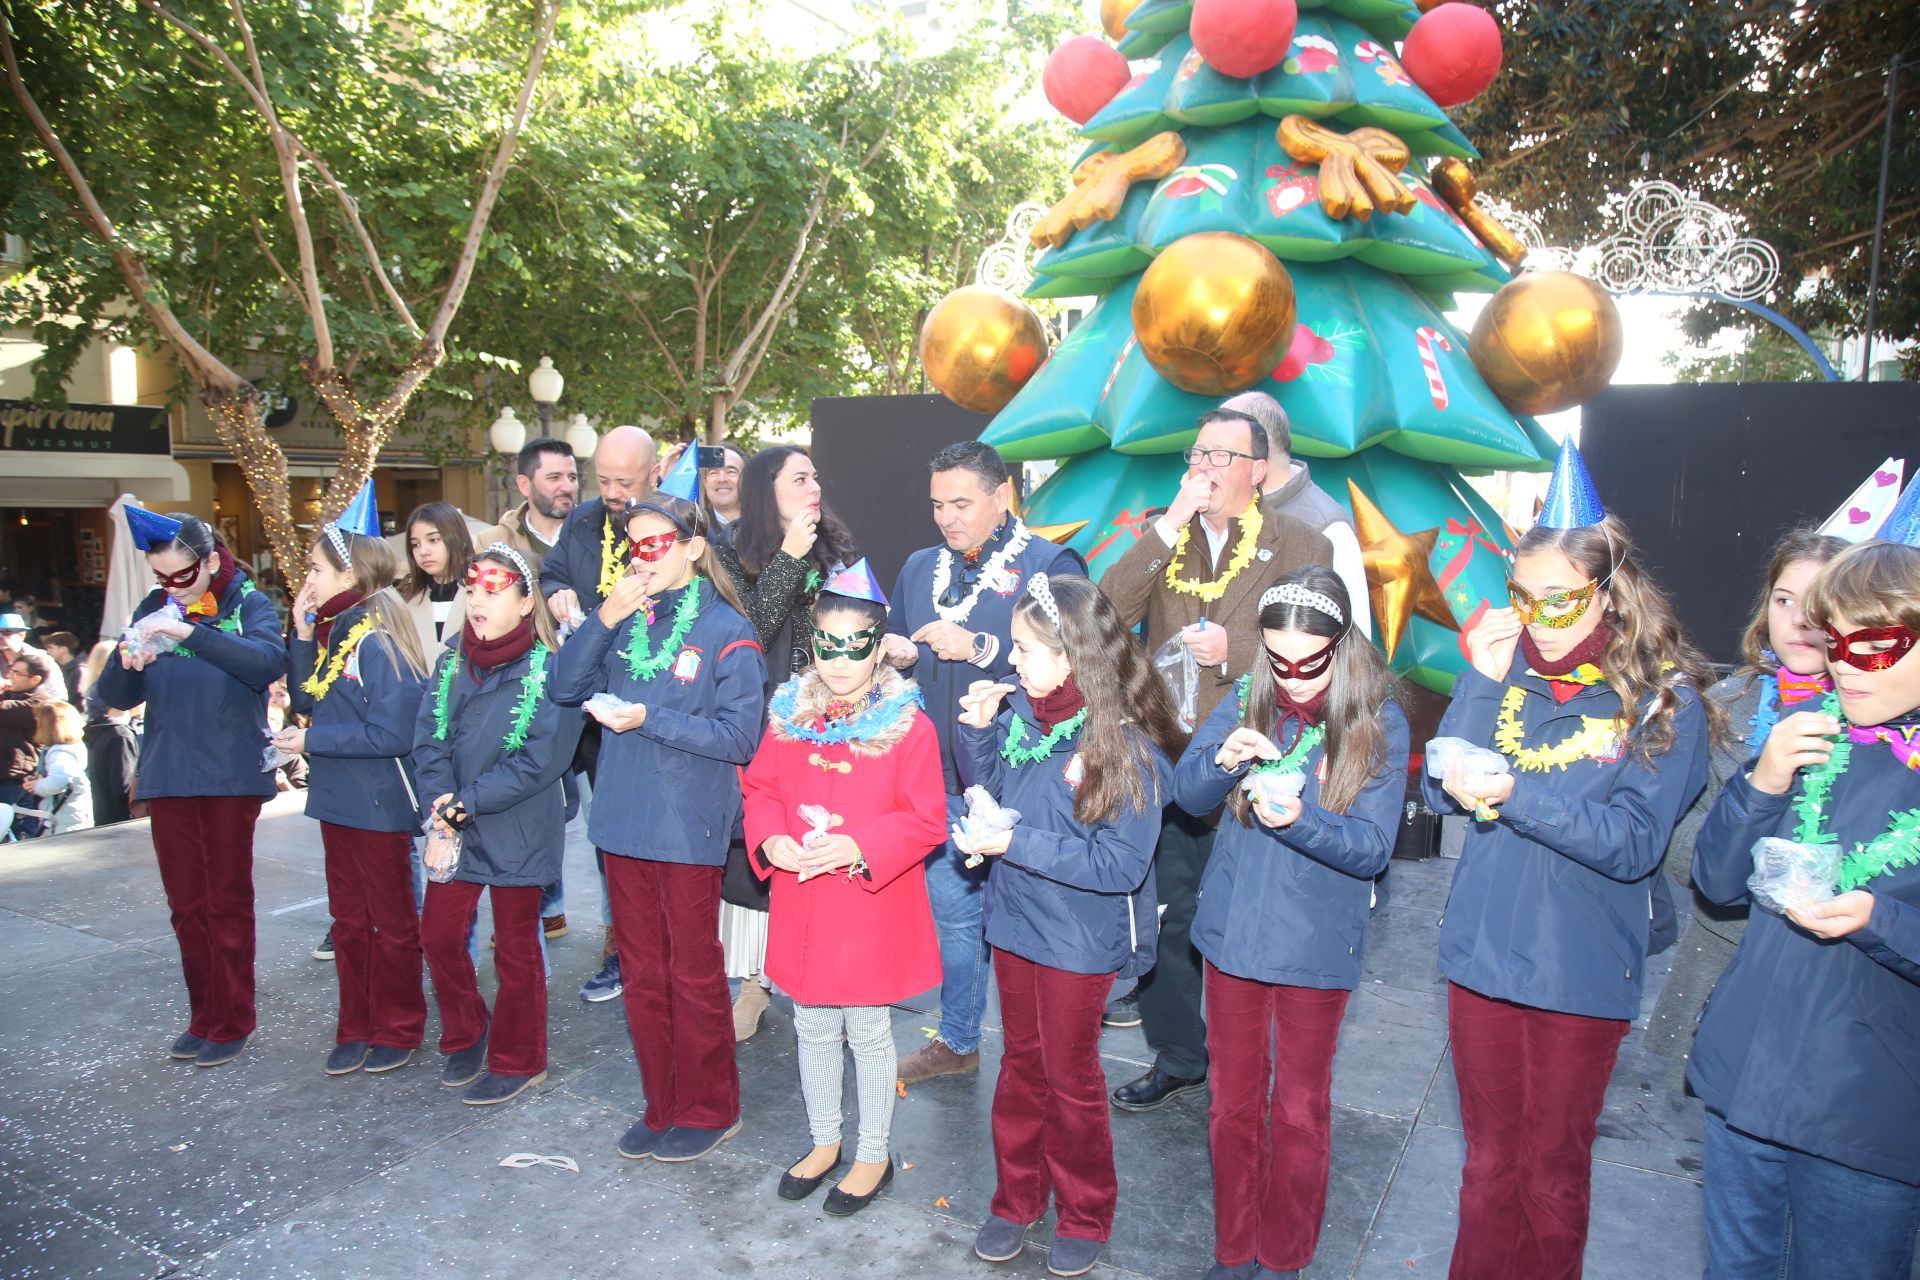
[539,498,623,616]
[1178,689,1411,989]
[287,606,427,834]
[888,523,1084,797]
[96,577,285,800]
[957,691,1166,976]
[1423,661,1710,1020]
[410,644,583,887]
[549,577,766,865]
[1687,731,1920,1185]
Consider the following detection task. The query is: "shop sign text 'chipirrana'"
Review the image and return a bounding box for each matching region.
[0,400,170,455]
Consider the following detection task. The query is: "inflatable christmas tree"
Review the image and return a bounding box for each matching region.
[925,0,1625,692]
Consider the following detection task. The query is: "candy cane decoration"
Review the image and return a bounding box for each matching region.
[1355,40,1389,63]
[1415,327,1451,410]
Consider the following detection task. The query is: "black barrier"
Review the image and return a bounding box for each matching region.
[809,393,992,591]
[1581,381,1920,667]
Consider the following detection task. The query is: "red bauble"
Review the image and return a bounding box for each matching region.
[1043,37,1131,125]
[1189,0,1298,79]
[1399,3,1503,107]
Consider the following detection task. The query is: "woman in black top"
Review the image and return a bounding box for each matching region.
[710,444,859,1038]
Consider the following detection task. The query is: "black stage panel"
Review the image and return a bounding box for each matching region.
[1580,381,1920,666]
[810,393,991,591]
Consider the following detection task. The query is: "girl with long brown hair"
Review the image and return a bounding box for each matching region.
[1173,566,1408,1280]
[281,524,431,1078]
[399,501,475,653]
[1647,526,1846,1081]
[951,573,1185,1278]
[1424,448,1714,1279]
[549,494,767,1162]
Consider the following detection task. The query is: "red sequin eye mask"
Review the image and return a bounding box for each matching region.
[629,532,685,563]
[1263,635,1339,682]
[1825,622,1919,672]
[153,559,204,589]
[465,563,523,594]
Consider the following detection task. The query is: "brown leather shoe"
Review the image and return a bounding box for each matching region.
[543,914,568,939]
[896,1040,980,1084]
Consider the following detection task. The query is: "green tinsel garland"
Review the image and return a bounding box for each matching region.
[1002,709,1087,766]
[501,644,551,752]
[622,578,702,682]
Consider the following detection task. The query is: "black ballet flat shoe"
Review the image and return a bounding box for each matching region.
[777,1149,844,1201]
[822,1157,894,1217]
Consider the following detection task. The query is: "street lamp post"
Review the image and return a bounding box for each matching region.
[528,356,564,432]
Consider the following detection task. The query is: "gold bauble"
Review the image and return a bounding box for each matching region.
[1102,0,1144,40]
[1468,271,1624,416]
[919,286,1050,415]
[1132,232,1297,396]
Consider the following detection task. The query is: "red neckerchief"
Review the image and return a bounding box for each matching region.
[463,617,535,680]
[313,589,362,648]
[1522,623,1613,703]
[1273,687,1328,749]
[1030,675,1087,731]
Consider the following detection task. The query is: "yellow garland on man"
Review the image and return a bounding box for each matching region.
[597,517,628,597]
[1163,502,1264,603]
[301,616,378,701]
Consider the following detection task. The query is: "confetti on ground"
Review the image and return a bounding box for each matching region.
[902,1162,914,1171]
[920,1026,939,1039]
[896,1080,909,1098]
[934,1197,951,1209]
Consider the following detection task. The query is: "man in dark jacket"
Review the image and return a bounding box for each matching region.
[83,688,139,827]
[882,441,1086,1084]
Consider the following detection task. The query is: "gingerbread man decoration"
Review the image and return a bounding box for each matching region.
[1030,132,1188,249]
[1429,158,1529,268]
[1276,115,1416,222]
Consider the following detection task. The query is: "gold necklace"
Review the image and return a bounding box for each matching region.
[1164,502,1263,604]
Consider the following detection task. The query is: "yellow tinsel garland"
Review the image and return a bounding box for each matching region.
[301,616,377,701]
[1164,502,1263,604]
[1493,684,1623,772]
[597,517,629,598]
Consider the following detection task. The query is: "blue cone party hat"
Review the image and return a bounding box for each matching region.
[1537,437,1606,530]
[820,558,888,607]
[336,476,381,537]
[658,445,700,503]
[124,504,185,551]
[1878,476,1920,547]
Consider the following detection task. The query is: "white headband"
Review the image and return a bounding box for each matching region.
[1025,572,1062,629]
[1259,582,1344,626]
[479,542,535,589]
[322,522,352,565]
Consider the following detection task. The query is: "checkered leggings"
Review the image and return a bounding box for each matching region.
[792,1002,897,1165]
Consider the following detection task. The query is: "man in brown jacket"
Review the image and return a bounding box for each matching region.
[1099,407,1333,1111]
[475,436,579,572]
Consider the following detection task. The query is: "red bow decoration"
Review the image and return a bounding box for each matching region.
[1088,508,1153,562]
[1436,517,1506,592]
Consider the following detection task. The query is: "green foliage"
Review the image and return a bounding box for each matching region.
[1462,1,1920,364]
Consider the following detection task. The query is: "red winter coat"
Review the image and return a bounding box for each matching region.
[743,669,947,1007]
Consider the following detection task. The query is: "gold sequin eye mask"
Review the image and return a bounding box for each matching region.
[1507,579,1598,629]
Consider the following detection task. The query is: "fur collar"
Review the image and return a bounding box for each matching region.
[768,666,921,756]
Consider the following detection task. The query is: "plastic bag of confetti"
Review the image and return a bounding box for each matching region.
[1242,767,1308,809]
[1747,837,1840,915]
[956,785,1022,868]
[119,599,187,662]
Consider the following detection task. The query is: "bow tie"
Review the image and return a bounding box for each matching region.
[184,592,220,619]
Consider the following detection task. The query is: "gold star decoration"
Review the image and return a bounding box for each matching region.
[1028,520,1089,545]
[1347,480,1460,661]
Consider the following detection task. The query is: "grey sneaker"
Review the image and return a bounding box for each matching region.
[580,952,622,1003]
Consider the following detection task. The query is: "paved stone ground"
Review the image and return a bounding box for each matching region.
[1,796,1724,1279]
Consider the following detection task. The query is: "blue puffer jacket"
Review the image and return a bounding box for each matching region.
[1422,660,1710,1020]
[287,606,426,833]
[888,525,1085,796]
[1687,720,1920,1185]
[549,576,767,865]
[411,642,583,887]
[96,575,285,800]
[1177,687,1411,989]
[956,690,1167,976]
